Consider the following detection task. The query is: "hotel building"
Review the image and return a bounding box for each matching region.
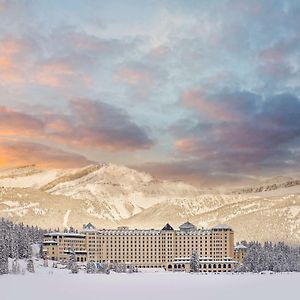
[43,222,240,272]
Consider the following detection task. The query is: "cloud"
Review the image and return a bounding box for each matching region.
[115,63,155,86]
[35,61,74,87]
[181,89,259,122]
[0,37,27,82]
[113,62,167,100]
[0,98,153,152]
[54,98,154,151]
[1,0,300,184]
[170,91,300,182]
[0,106,44,136]
[0,139,93,168]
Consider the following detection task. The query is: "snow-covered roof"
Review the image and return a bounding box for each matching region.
[82,223,97,231]
[234,244,247,250]
[44,232,86,238]
[161,223,174,231]
[212,224,232,230]
[179,221,196,230]
[43,240,57,244]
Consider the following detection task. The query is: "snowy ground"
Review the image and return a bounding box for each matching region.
[0,260,299,300]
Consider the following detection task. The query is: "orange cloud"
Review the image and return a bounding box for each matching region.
[0,56,20,82]
[0,38,27,82]
[0,140,93,168]
[0,106,44,137]
[175,138,196,152]
[0,38,24,55]
[0,100,153,153]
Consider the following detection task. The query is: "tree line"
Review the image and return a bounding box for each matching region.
[0,218,46,274]
[237,241,300,273]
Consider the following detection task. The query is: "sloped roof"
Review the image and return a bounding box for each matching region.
[235,244,247,249]
[83,223,96,230]
[179,221,196,229]
[161,223,174,231]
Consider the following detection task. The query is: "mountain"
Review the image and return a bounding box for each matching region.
[0,164,299,244]
[231,176,300,194]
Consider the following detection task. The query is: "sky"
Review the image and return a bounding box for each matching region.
[0,0,300,187]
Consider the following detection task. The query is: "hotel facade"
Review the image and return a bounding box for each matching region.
[43,222,242,272]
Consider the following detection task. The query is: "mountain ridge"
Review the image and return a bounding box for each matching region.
[0,164,299,244]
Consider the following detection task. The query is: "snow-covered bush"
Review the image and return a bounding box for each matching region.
[12,259,21,274]
[96,262,110,274]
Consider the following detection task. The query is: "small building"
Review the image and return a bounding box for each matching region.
[234,244,247,263]
[43,232,87,262]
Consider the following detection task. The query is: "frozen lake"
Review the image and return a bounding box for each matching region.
[1,270,299,300]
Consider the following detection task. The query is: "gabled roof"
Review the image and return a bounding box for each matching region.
[179,221,196,230]
[83,223,96,230]
[161,223,174,231]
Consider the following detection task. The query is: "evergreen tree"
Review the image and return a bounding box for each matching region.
[0,238,9,275]
[43,259,49,267]
[190,250,200,272]
[68,248,78,273]
[0,218,46,260]
[39,243,44,259]
[97,262,110,274]
[27,259,35,273]
[71,263,78,273]
[68,248,76,269]
[87,261,96,274]
[236,241,300,273]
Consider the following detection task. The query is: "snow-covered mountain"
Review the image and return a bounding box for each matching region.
[231,176,300,194]
[0,164,299,244]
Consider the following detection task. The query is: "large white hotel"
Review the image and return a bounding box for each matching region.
[43,222,245,272]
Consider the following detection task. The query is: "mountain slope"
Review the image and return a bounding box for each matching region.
[0,164,299,244]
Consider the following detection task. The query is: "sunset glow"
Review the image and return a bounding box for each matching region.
[0,0,300,186]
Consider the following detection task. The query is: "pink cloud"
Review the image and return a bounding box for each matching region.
[181,88,241,121]
[0,99,153,153]
[35,61,74,87]
[115,65,154,86]
[0,38,27,82]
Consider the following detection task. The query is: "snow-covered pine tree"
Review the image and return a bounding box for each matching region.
[68,249,76,268]
[97,261,110,274]
[190,250,200,273]
[27,259,35,273]
[87,261,96,274]
[39,243,44,259]
[0,238,9,275]
[43,258,49,267]
[0,218,46,260]
[71,262,78,274]
[12,258,21,274]
[68,248,78,273]
[236,241,300,273]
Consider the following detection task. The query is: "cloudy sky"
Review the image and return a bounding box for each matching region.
[0,0,300,186]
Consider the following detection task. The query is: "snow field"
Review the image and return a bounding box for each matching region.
[1,261,299,300]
